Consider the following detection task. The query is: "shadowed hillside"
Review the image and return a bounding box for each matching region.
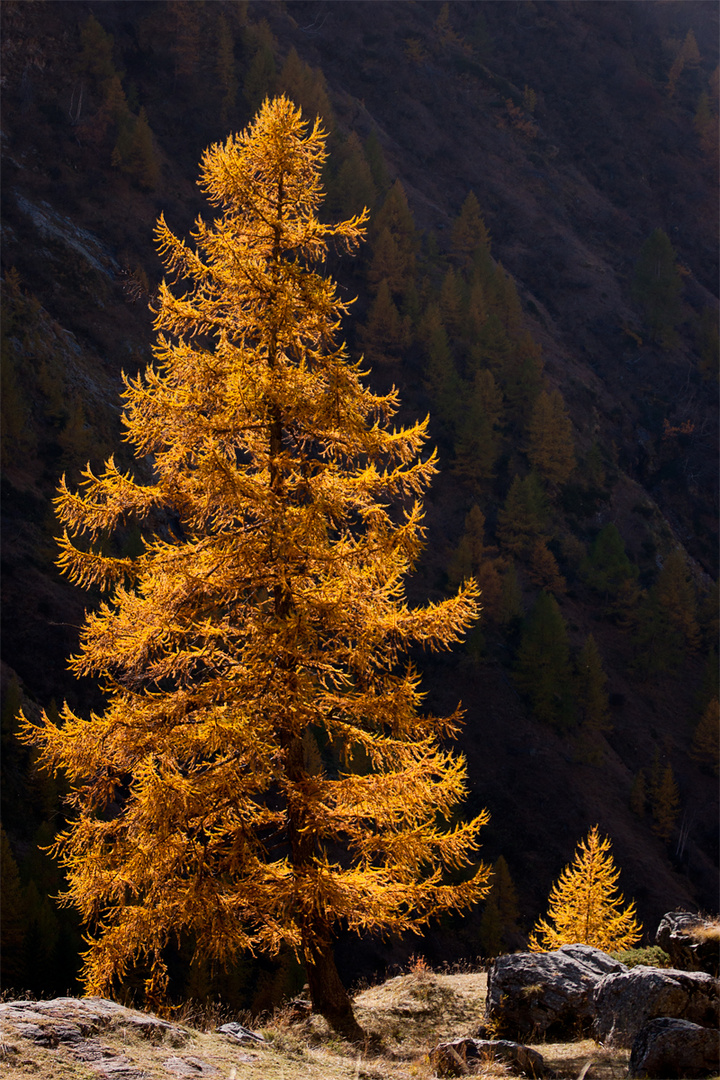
[1,0,717,1008]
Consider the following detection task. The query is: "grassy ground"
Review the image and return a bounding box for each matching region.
[0,969,631,1080]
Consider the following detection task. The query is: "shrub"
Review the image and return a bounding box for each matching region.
[609,945,672,969]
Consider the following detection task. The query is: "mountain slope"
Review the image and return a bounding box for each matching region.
[1,0,717,1005]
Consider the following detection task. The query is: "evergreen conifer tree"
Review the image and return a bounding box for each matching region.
[368,227,412,297]
[501,330,544,431]
[655,548,700,652]
[450,191,491,268]
[691,698,719,775]
[470,312,512,377]
[529,826,641,951]
[359,278,407,364]
[363,129,390,197]
[59,398,94,477]
[651,763,680,841]
[446,507,498,609]
[368,180,416,295]
[458,505,486,568]
[112,106,160,190]
[528,538,566,595]
[453,369,503,487]
[497,473,548,558]
[526,389,576,487]
[278,49,334,129]
[421,304,463,428]
[327,131,377,219]
[242,22,277,114]
[465,277,489,341]
[169,1,202,81]
[499,562,524,627]
[582,524,636,601]
[632,228,683,344]
[478,894,502,958]
[635,584,686,676]
[472,559,504,624]
[440,267,466,339]
[491,263,523,334]
[479,854,520,956]
[576,634,611,735]
[77,13,116,87]
[514,590,574,729]
[581,441,607,492]
[21,98,489,1038]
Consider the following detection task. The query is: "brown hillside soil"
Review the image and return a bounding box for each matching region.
[0,974,630,1080]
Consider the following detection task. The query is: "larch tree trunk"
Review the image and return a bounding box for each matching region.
[304,936,364,1041]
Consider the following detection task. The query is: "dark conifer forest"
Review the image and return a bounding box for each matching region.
[1,0,718,1011]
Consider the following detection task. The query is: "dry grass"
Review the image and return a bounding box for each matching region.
[689,920,720,945]
[530,1040,630,1080]
[0,969,630,1080]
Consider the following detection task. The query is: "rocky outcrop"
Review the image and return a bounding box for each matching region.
[0,997,273,1079]
[656,911,720,975]
[485,944,627,1040]
[429,1037,544,1077]
[0,997,229,1080]
[593,967,720,1047]
[0,996,190,1048]
[629,1017,720,1079]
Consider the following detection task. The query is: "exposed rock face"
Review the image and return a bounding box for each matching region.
[0,997,191,1080]
[656,911,720,975]
[629,1017,720,1079]
[429,1036,545,1077]
[593,967,720,1047]
[0,996,189,1047]
[485,944,627,1040]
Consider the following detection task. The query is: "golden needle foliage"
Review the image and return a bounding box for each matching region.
[529,825,641,953]
[21,97,489,1019]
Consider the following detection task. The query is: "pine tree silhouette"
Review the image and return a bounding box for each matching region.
[515,590,574,729]
[632,229,683,344]
[526,389,576,487]
[651,763,681,841]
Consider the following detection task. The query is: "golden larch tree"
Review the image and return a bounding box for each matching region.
[529,825,641,952]
[21,97,490,1039]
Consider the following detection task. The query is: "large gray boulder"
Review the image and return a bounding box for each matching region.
[629,1017,720,1079]
[485,943,627,1040]
[656,911,720,975]
[593,966,720,1047]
